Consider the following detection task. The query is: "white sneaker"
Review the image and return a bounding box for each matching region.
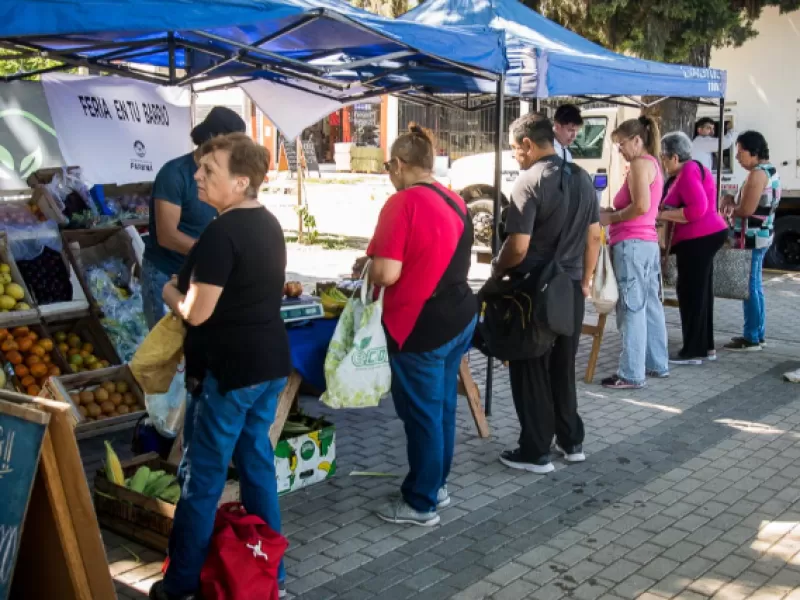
[437,485,450,508]
[554,443,586,463]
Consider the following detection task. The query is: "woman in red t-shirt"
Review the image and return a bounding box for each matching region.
[356,125,477,527]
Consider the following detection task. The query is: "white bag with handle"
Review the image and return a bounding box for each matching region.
[591,234,618,314]
[320,261,391,408]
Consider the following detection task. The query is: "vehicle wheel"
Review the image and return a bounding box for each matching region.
[766,215,800,271]
[467,199,495,247]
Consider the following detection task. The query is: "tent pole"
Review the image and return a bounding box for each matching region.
[168,32,176,85]
[485,74,506,418]
[716,98,725,210]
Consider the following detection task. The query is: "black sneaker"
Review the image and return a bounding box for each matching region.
[730,336,766,348]
[724,338,762,352]
[601,374,645,389]
[553,443,586,463]
[500,449,554,473]
[149,581,196,600]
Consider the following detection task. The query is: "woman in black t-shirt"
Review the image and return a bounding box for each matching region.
[151,133,290,600]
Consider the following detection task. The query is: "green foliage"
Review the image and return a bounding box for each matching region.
[528,0,800,67]
[0,49,67,80]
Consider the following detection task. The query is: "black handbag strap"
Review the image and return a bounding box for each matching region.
[552,163,581,263]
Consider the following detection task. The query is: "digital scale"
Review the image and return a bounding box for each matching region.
[280,294,325,324]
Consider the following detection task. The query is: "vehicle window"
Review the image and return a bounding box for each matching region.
[569,117,608,159]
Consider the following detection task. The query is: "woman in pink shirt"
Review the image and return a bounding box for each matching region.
[658,131,728,364]
[599,116,669,389]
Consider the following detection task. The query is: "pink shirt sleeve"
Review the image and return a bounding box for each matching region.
[367,192,410,261]
[671,162,710,223]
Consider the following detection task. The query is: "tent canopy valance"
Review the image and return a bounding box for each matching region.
[0,0,508,100]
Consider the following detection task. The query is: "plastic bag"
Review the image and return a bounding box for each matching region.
[591,238,618,314]
[320,262,390,409]
[145,368,186,438]
[130,312,186,394]
[7,219,62,261]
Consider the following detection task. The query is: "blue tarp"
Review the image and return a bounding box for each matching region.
[400,0,726,99]
[0,0,508,93]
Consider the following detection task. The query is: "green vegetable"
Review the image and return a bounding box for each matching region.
[158,484,181,504]
[143,472,176,498]
[128,466,151,493]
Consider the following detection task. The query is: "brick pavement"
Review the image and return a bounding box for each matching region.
[106,272,800,600]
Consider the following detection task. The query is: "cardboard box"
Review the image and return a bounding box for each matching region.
[27,167,82,226]
[274,415,336,495]
[43,364,145,439]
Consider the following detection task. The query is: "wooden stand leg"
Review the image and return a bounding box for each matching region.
[458,357,490,438]
[582,312,608,384]
[269,371,302,448]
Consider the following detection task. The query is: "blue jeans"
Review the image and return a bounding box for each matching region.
[142,258,170,330]
[389,316,477,513]
[743,247,768,343]
[612,240,669,385]
[164,373,288,596]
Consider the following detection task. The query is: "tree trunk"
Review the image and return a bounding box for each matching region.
[643,44,712,137]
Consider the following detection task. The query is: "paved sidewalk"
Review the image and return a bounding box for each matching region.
[105,272,800,600]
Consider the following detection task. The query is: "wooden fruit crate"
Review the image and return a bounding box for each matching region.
[0,322,71,396]
[43,365,145,439]
[0,230,39,327]
[94,453,240,552]
[46,314,122,367]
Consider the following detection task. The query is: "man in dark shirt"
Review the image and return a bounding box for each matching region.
[493,113,602,474]
[142,106,246,329]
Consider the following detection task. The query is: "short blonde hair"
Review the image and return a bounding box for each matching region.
[199,133,269,198]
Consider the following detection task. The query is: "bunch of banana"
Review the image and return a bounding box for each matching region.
[321,287,348,318]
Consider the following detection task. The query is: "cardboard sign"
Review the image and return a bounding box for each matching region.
[0,399,49,600]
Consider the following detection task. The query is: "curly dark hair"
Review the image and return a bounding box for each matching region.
[736,130,770,160]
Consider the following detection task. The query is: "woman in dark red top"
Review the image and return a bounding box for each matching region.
[357,125,477,527]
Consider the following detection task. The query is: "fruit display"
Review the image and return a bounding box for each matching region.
[54,330,112,373]
[320,287,348,318]
[106,194,149,220]
[16,247,74,305]
[104,443,180,503]
[0,261,31,312]
[0,326,63,396]
[0,202,40,227]
[283,281,304,298]
[68,378,144,422]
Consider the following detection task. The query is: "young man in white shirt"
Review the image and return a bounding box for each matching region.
[553,104,583,163]
[692,117,736,171]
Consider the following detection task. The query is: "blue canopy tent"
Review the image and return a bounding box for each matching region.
[0,0,508,99]
[399,0,726,101]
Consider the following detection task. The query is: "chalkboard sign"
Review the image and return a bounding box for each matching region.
[302,139,320,177]
[0,400,49,600]
[281,138,299,176]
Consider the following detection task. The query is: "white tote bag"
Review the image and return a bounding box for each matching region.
[591,236,618,314]
[320,262,391,408]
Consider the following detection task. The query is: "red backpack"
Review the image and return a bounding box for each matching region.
[163,503,288,600]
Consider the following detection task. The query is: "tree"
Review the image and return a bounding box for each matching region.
[349,0,416,17]
[527,0,800,133]
[0,50,66,80]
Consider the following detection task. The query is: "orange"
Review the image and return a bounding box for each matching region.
[42,354,51,364]
[39,339,54,352]
[27,331,38,343]
[0,329,9,342]
[26,384,41,396]
[29,344,46,358]
[29,363,48,378]
[48,365,61,377]
[82,343,94,354]
[17,337,34,352]
[11,327,29,339]
[1,339,18,353]
[6,351,22,366]
[20,375,35,388]
[24,355,41,367]
[14,364,28,378]
[57,342,69,355]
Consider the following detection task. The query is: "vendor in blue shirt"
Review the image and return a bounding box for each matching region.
[142,106,247,329]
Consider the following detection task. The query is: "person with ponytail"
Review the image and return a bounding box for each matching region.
[599,116,670,389]
[352,123,477,526]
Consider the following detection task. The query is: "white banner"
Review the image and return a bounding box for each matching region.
[41,74,191,185]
